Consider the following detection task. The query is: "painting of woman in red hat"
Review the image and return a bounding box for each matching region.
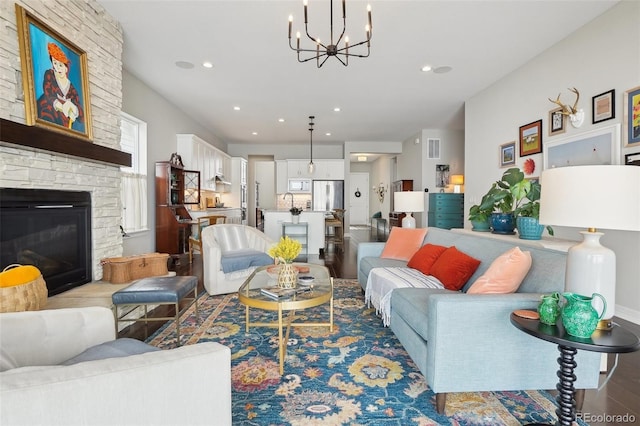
[36,42,85,130]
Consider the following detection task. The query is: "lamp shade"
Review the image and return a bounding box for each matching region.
[394,191,424,213]
[539,165,640,231]
[450,175,464,185]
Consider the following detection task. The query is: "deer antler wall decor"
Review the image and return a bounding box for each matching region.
[548,87,584,128]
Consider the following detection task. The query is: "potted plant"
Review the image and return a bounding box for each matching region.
[513,180,554,240]
[468,193,493,232]
[479,168,535,235]
[290,207,303,224]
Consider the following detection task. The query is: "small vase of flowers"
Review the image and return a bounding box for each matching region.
[290,207,302,224]
[268,236,302,288]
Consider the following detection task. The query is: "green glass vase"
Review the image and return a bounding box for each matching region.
[538,292,561,325]
[561,292,606,338]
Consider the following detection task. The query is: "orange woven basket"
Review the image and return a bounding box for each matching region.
[0,264,48,313]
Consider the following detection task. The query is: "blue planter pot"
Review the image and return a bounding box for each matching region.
[490,213,516,235]
[516,216,544,240]
[470,219,491,232]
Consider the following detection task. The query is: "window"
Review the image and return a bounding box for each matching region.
[120,112,148,233]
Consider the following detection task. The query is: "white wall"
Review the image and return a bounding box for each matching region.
[465,1,640,322]
[121,70,225,254]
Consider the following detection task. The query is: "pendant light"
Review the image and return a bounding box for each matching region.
[308,116,315,174]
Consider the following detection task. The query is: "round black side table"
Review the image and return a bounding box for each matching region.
[510,312,640,426]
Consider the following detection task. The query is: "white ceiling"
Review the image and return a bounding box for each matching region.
[99,0,618,162]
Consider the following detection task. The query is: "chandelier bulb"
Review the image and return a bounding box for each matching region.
[308,162,315,174]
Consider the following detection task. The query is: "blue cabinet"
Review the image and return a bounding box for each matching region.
[428,193,464,229]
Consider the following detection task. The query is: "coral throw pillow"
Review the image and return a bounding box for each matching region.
[380,227,428,261]
[467,247,532,294]
[407,244,448,276]
[430,246,481,291]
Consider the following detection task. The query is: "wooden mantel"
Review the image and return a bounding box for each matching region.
[0,118,131,167]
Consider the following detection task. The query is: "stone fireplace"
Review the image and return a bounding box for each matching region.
[0,0,125,289]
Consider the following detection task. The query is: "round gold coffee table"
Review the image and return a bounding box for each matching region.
[238,263,333,375]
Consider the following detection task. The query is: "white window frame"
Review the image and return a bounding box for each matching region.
[120,112,148,233]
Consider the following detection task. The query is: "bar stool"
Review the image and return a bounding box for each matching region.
[188,215,226,263]
[324,209,345,252]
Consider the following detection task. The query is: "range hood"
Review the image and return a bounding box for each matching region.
[214,174,232,186]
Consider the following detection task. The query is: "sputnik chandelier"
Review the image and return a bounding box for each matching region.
[288,0,372,68]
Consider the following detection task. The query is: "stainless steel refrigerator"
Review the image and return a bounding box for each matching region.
[312,180,344,212]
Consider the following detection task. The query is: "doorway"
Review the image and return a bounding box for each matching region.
[349,172,369,225]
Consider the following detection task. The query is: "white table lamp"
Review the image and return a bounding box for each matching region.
[539,165,640,329]
[451,175,464,193]
[394,191,424,228]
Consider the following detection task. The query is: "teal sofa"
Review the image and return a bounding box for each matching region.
[357,227,601,414]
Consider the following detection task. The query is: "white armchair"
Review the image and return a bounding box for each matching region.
[0,307,231,426]
[201,224,275,295]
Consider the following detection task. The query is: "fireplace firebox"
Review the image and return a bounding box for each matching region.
[0,188,92,296]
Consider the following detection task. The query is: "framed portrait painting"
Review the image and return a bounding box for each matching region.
[499,141,516,168]
[15,4,93,140]
[519,120,542,157]
[623,86,640,147]
[592,89,615,124]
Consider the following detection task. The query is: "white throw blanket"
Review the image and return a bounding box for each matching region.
[365,267,444,326]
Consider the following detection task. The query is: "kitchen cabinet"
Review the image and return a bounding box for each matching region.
[276,160,288,194]
[155,161,200,255]
[313,160,345,180]
[428,193,464,229]
[177,133,231,191]
[287,160,310,178]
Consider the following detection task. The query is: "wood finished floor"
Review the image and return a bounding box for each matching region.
[119,227,639,425]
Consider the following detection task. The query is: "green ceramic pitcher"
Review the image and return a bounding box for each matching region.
[561,292,606,338]
[538,292,561,325]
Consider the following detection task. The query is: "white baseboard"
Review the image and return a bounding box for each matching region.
[614,304,640,325]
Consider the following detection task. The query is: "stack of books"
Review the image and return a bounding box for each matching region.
[260,286,310,300]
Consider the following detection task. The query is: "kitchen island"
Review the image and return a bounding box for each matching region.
[189,208,242,224]
[263,210,326,255]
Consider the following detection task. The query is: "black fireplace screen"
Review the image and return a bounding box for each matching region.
[0,188,92,296]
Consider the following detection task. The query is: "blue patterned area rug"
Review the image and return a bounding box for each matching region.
[147,279,582,426]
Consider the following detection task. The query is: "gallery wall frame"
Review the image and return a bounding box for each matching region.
[548,108,566,136]
[519,119,543,157]
[544,123,620,170]
[499,141,516,168]
[623,86,640,147]
[592,89,615,124]
[15,4,93,140]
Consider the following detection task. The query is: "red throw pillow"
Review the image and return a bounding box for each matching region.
[430,246,481,291]
[407,244,448,275]
[380,227,428,261]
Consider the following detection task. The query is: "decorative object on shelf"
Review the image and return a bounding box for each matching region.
[307,116,315,174]
[288,0,372,67]
[592,89,615,124]
[450,175,464,193]
[15,5,93,140]
[548,107,566,136]
[394,191,424,229]
[519,120,543,157]
[548,87,584,128]
[468,194,492,232]
[169,152,183,167]
[623,85,640,146]
[268,236,302,289]
[290,207,303,224]
[499,141,516,168]
[538,292,561,326]
[561,292,606,338]
[540,165,640,330]
[373,183,387,203]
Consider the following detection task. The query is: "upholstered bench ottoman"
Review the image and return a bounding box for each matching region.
[112,276,199,346]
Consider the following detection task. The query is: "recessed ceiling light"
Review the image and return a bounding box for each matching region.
[278,118,285,122]
[202,61,213,68]
[333,107,341,112]
[433,66,453,74]
[233,106,241,111]
[252,132,258,135]
[421,65,432,72]
[325,132,331,136]
[357,156,367,162]
[175,61,194,69]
